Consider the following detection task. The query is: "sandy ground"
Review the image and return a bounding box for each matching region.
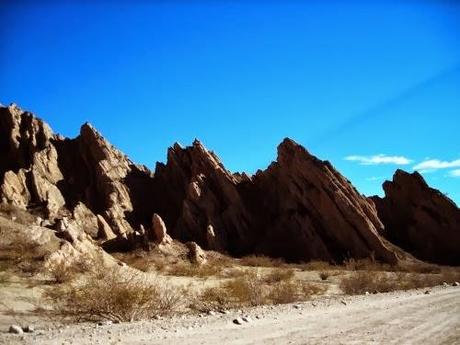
[1,285,459,345]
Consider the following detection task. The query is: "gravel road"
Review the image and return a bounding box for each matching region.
[2,286,459,345]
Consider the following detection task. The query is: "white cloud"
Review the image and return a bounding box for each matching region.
[413,159,460,171]
[449,169,460,177]
[345,154,412,165]
[366,176,385,181]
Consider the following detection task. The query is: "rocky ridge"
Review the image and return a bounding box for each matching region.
[372,170,460,265]
[1,104,458,264]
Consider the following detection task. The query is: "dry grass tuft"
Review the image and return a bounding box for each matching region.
[300,261,336,271]
[340,270,460,295]
[194,269,325,311]
[0,229,45,275]
[167,262,222,278]
[44,267,185,322]
[319,271,330,281]
[263,268,295,283]
[0,203,37,225]
[239,255,285,267]
[47,260,77,284]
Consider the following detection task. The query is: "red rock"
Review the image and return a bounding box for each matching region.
[372,170,460,265]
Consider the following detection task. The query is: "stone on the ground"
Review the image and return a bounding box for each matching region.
[9,325,23,334]
[23,325,35,332]
[233,318,244,325]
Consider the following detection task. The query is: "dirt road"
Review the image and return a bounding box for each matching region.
[2,286,459,345]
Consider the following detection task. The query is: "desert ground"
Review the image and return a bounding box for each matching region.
[1,210,460,345]
[1,286,459,345]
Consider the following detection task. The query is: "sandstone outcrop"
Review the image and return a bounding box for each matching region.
[372,170,460,265]
[248,139,397,263]
[4,103,459,265]
[151,213,172,245]
[150,138,398,263]
[0,104,156,239]
[186,241,207,265]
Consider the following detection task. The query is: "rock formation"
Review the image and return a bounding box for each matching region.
[150,138,398,263]
[3,103,458,265]
[151,213,172,245]
[186,241,207,265]
[372,170,460,265]
[0,104,155,239]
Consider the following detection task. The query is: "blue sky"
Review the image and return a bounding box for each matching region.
[1,1,459,204]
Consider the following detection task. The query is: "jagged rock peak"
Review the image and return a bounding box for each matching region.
[372,169,460,265]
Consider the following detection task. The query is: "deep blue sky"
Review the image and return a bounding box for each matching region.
[1,1,459,203]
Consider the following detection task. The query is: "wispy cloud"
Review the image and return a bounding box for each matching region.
[366,176,385,181]
[413,159,460,171]
[449,169,460,177]
[345,154,412,165]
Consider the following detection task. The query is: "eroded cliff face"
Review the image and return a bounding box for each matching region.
[0,104,156,239]
[149,138,397,263]
[372,170,460,265]
[8,103,459,264]
[247,139,397,263]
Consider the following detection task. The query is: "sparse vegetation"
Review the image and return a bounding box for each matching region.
[0,203,37,225]
[194,269,326,311]
[239,255,285,267]
[319,271,330,280]
[0,228,46,276]
[264,268,295,283]
[167,262,222,278]
[47,260,77,284]
[44,267,185,322]
[300,260,336,271]
[340,270,460,295]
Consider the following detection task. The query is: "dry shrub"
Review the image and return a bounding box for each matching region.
[264,268,295,283]
[47,252,102,284]
[195,271,326,311]
[44,267,185,322]
[268,280,302,304]
[440,270,460,283]
[340,270,460,295]
[0,271,11,285]
[300,261,335,271]
[319,271,330,280]
[395,262,442,274]
[224,272,266,306]
[0,230,45,275]
[0,203,36,225]
[47,260,77,284]
[239,255,285,267]
[196,286,233,311]
[343,257,392,272]
[128,258,152,273]
[167,262,222,278]
[340,271,392,294]
[267,280,325,304]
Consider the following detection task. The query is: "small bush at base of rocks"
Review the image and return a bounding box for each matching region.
[44,267,185,322]
[340,270,460,295]
[194,272,325,311]
[319,272,330,281]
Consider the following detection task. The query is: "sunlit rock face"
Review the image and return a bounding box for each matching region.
[0,104,156,239]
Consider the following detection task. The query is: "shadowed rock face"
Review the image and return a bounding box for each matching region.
[0,103,407,263]
[248,139,397,263]
[371,170,460,265]
[150,138,398,263]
